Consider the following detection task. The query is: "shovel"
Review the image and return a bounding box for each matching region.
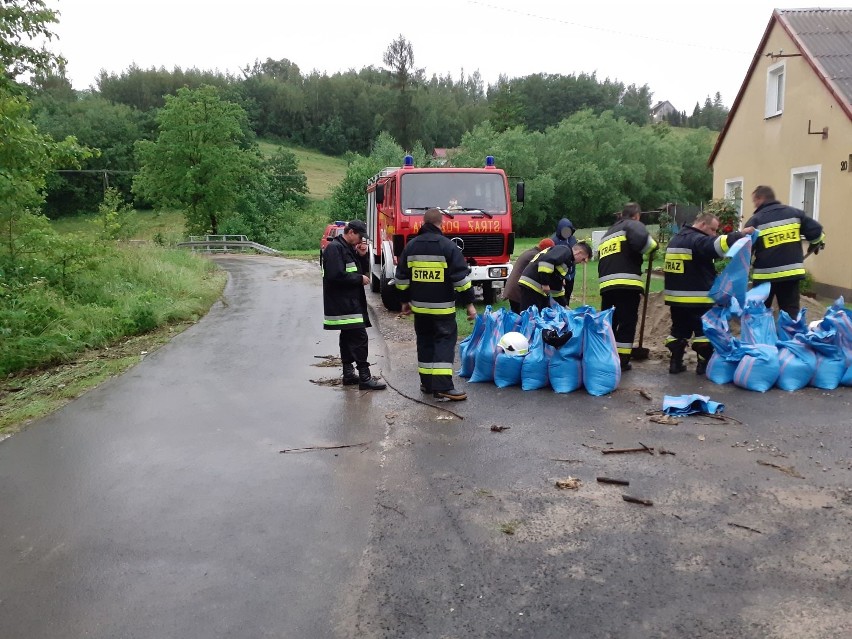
[631,251,655,361]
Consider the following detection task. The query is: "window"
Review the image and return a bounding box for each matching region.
[724,178,744,220]
[765,61,785,118]
[790,165,821,220]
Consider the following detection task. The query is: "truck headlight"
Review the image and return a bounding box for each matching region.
[488,267,508,278]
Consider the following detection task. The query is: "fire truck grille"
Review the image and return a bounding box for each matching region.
[452,234,505,257]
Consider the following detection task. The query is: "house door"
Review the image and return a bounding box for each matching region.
[790,167,820,219]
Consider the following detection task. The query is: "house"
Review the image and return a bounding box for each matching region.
[709,8,852,299]
[432,148,449,166]
[651,100,677,122]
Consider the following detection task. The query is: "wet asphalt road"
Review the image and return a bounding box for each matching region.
[0,256,389,639]
[2,255,851,638]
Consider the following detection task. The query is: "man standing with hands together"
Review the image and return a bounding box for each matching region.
[322,219,386,390]
[395,208,476,401]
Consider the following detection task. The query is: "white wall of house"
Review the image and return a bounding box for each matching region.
[712,23,852,297]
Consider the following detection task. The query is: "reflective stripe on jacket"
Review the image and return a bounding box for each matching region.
[394,223,474,315]
[663,225,744,306]
[518,245,573,301]
[322,235,370,330]
[597,219,657,292]
[743,201,825,281]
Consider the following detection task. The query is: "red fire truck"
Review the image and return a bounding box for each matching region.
[366,155,524,310]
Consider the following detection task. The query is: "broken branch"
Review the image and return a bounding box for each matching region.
[597,477,630,486]
[622,495,654,506]
[728,522,763,534]
[602,446,655,455]
[280,441,370,453]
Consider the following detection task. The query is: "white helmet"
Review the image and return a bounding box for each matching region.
[498,331,530,357]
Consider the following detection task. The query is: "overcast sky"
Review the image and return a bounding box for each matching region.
[47,1,851,111]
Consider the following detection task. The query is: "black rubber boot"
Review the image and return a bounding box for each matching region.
[666,339,688,374]
[619,354,632,372]
[434,388,467,401]
[693,343,713,376]
[358,368,386,391]
[342,362,359,386]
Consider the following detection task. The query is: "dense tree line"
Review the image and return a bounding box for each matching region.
[8,11,729,244]
[332,114,716,236]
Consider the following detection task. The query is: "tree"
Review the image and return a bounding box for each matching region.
[263,148,308,207]
[133,86,257,235]
[0,76,89,270]
[0,0,63,82]
[382,34,422,149]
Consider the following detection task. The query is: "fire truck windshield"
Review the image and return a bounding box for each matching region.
[400,172,508,215]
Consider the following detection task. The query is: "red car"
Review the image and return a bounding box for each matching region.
[319,221,346,263]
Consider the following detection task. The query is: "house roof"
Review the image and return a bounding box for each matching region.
[708,8,852,165]
[651,100,676,114]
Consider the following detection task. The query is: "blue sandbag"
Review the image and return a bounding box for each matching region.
[549,353,582,393]
[521,328,550,391]
[775,337,817,391]
[740,297,776,346]
[733,344,780,392]
[581,307,621,396]
[494,309,535,388]
[471,308,515,383]
[823,297,852,385]
[776,308,808,340]
[706,352,739,385]
[702,305,742,384]
[458,305,489,378]
[709,236,752,308]
[800,328,845,390]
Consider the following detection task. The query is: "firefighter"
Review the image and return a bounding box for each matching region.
[518,242,593,312]
[597,202,658,371]
[395,208,476,401]
[502,238,555,313]
[663,213,752,375]
[321,220,386,390]
[550,218,578,302]
[743,185,826,317]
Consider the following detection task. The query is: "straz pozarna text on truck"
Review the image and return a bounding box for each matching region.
[366,155,524,310]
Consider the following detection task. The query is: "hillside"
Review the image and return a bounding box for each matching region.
[257,140,347,200]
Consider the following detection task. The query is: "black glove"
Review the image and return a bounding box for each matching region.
[807,241,825,256]
[541,329,573,348]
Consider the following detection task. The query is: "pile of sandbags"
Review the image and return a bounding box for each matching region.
[458,304,621,396]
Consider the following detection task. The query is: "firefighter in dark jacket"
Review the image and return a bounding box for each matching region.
[518,242,592,312]
[550,218,578,302]
[597,202,658,371]
[395,208,476,401]
[744,185,826,317]
[663,213,752,375]
[322,220,386,390]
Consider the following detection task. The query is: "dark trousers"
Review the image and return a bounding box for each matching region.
[668,305,709,341]
[519,287,549,313]
[600,288,641,355]
[414,314,457,392]
[765,279,801,317]
[339,327,369,372]
[564,277,575,305]
[509,299,521,314]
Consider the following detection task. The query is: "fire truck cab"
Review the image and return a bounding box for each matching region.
[366,155,524,311]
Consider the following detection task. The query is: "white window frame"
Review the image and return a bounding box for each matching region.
[789,165,821,221]
[765,61,785,118]
[724,178,744,224]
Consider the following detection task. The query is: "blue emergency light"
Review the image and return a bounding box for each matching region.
[485,155,495,167]
[403,155,414,167]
